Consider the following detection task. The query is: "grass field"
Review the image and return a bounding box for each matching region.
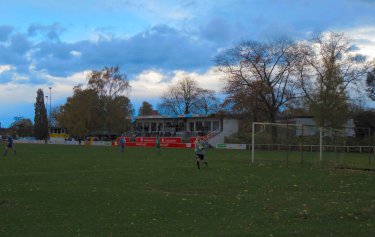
[1,144,374,236]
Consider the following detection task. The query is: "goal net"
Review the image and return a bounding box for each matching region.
[251,122,374,168]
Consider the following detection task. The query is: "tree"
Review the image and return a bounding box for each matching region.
[34,89,49,140]
[366,67,375,101]
[107,96,133,133]
[297,32,370,127]
[353,110,375,138]
[194,89,221,114]
[10,118,34,137]
[87,66,132,136]
[57,66,133,137]
[158,76,201,115]
[50,106,61,128]
[138,101,154,116]
[215,38,299,139]
[57,86,100,137]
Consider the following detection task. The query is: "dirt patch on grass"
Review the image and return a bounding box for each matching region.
[0,199,14,210]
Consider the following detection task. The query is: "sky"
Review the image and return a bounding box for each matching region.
[1,0,375,127]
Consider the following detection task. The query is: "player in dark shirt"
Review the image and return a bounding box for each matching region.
[3,135,16,156]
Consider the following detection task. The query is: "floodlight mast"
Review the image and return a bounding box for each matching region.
[49,87,52,126]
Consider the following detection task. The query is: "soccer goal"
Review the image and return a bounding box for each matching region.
[251,122,315,167]
[251,122,374,168]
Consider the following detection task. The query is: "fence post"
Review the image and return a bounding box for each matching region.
[251,122,255,164]
[320,127,323,163]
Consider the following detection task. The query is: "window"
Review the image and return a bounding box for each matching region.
[151,123,157,131]
[203,121,212,131]
[196,121,203,131]
[177,121,185,131]
[213,121,220,131]
[189,122,194,131]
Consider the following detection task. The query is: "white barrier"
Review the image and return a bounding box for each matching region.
[90,141,112,146]
[216,143,247,149]
[48,140,79,145]
[14,140,111,146]
[14,140,45,144]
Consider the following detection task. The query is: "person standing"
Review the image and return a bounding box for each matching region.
[119,137,126,152]
[155,135,161,153]
[3,135,16,156]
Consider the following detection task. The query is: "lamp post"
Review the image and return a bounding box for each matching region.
[49,87,52,126]
[45,95,49,122]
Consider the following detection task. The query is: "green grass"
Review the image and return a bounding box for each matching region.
[0,144,374,236]
[254,150,375,169]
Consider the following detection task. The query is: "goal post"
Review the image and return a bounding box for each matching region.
[251,122,374,168]
[251,122,323,166]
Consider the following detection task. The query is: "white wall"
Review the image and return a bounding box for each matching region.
[208,118,239,147]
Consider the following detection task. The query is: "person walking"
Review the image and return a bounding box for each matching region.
[3,135,16,156]
[194,136,208,169]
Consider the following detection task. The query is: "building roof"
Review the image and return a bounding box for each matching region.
[135,113,212,120]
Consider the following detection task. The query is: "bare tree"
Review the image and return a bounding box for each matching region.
[215,38,299,125]
[194,89,221,114]
[87,66,130,98]
[366,66,375,101]
[296,32,371,127]
[158,76,200,115]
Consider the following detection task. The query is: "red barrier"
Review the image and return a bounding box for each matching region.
[160,137,182,143]
[112,137,194,148]
[116,137,131,142]
[136,137,156,142]
[125,142,194,148]
[136,137,182,143]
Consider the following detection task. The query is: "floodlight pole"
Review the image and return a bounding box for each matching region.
[45,95,48,116]
[49,87,52,126]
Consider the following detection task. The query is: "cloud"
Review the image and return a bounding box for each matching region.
[44,70,89,100]
[128,67,224,113]
[0,33,32,71]
[201,17,233,42]
[28,23,65,41]
[0,65,14,74]
[27,24,216,78]
[0,25,13,42]
[9,33,33,55]
[0,82,41,104]
[130,70,169,99]
[342,26,375,57]
[129,67,224,101]
[70,50,82,57]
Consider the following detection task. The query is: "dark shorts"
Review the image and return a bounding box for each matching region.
[196,154,205,160]
[7,143,13,148]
